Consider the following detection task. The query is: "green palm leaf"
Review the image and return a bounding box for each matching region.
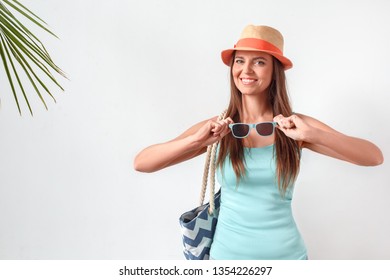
[0,0,66,115]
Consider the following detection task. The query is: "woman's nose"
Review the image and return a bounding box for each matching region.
[243,62,254,73]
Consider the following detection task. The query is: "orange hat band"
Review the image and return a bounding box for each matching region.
[234,38,282,55]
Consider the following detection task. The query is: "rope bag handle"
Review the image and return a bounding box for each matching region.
[199,109,227,215]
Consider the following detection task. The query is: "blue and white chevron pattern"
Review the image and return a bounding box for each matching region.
[179,191,221,260]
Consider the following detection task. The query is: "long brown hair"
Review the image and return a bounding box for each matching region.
[216,54,301,196]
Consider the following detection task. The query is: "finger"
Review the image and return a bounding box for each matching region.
[223,117,234,125]
[273,114,285,127]
[218,120,228,126]
[276,115,296,129]
[285,114,298,128]
[216,129,231,141]
[288,114,299,123]
[213,118,231,136]
[273,114,284,122]
[220,124,231,137]
[211,121,226,135]
[284,119,296,129]
[214,119,231,132]
[211,125,221,133]
[210,121,220,131]
[215,128,230,138]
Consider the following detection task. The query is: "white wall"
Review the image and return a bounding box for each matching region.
[0,0,389,259]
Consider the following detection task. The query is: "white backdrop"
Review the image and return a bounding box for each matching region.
[0,0,389,259]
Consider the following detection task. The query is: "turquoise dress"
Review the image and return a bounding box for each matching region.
[209,144,307,260]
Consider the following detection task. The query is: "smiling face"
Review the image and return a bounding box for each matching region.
[231,50,274,96]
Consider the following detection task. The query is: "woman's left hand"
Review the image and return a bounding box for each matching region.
[273,114,311,142]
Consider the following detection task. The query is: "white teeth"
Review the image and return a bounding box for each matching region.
[241,78,256,84]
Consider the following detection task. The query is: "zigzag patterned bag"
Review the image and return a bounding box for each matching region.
[179,110,226,260]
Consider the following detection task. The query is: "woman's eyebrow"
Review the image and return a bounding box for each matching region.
[253,56,268,61]
[235,56,268,61]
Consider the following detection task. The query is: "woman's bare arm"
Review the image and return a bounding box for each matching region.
[274,114,384,166]
[133,117,233,172]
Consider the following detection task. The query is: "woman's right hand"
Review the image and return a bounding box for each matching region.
[191,117,233,148]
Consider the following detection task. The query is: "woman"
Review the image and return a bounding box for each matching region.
[134,25,383,259]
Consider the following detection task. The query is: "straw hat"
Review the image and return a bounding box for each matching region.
[221,25,293,70]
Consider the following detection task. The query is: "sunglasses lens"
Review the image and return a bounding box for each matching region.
[231,124,250,138]
[256,123,274,136]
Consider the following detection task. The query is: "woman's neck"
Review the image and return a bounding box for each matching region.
[241,93,273,123]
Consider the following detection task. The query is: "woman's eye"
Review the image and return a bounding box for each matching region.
[255,60,265,65]
[235,59,244,64]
